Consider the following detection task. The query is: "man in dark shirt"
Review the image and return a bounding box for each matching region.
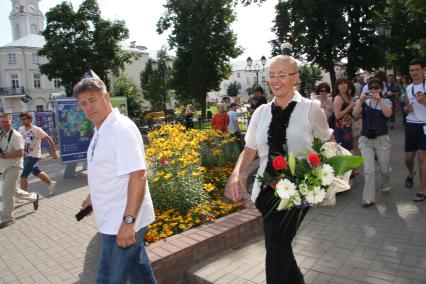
[254,86,267,109]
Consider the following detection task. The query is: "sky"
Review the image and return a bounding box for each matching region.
[0,0,279,63]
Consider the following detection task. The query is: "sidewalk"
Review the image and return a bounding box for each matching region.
[190,127,426,284]
[0,127,425,283]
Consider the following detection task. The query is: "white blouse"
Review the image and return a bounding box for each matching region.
[245,92,333,202]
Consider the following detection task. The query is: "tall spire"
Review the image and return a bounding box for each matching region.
[9,0,45,40]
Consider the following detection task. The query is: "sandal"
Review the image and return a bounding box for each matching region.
[405,173,415,188]
[413,193,426,202]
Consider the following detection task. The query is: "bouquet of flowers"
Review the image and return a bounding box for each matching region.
[258,139,363,211]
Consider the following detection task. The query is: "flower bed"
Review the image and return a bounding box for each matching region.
[144,124,241,243]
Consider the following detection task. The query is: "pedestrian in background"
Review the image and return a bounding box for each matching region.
[211,103,230,132]
[333,78,355,151]
[353,78,393,207]
[399,74,411,127]
[0,113,39,229]
[315,83,334,128]
[227,103,243,150]
[184,104,195,129]
[74,77,157,283]
[403,58,426,202]
[19,112,57,195]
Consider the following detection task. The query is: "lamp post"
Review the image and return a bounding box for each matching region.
[246,55,267,87]
[376,23,392,75]
[152,58,173,121]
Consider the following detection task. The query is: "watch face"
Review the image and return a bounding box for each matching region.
[124,215,135,224]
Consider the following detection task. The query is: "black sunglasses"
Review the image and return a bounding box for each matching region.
[368,85,381,90]
[319,89,328,92]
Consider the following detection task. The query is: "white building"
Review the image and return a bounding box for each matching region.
[0,0,150,113]
[0,0,63,113]
[208,59,270,103]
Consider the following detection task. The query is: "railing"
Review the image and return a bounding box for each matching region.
[0,87,26,96]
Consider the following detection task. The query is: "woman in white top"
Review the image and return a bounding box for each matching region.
[228,55,332,284]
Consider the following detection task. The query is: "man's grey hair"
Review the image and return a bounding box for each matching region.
[73,77,107,97]
[269,55,300,73]
[0,113,12,119]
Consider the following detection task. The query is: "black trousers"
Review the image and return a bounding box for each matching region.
[256,187,309,284]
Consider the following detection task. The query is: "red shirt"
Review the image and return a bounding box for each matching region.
[211,113,230,132]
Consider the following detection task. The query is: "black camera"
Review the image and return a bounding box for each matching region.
[366,128,377,139]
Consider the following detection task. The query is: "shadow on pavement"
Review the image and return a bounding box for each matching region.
[76,233,101,284]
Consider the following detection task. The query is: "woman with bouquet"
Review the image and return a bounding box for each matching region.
[228,55,333,284]
[353,78,392,207]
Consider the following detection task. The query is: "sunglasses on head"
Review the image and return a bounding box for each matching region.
[368,85,381,90]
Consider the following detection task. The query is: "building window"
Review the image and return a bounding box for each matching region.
[247,77,250,85]
[32,53,39,64]
[8,53,16,64]
[31,24,38,34]
[262,76,266,83]
[15,24,20,38]
[53,78,62,88]
[10,74,20,88]
[36,105,44,112]
[33,74,41,88]
[237,72,240,78]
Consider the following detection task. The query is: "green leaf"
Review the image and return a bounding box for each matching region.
[288,153,296,176]
[327,155,364,176]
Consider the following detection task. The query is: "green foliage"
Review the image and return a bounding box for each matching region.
[299,64,322,96]
[111,75,144,118]
[379,0,426,75]
[140,48,173,112]
[270,0,385,87]
[157,0,242,117]
[326,156,364,176]
[150,163,207,213]
[226,81,241,97]
[38,0,131,95]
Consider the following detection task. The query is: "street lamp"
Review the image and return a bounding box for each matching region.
[151,58,173,121]
[246,55,267,87]
[376,22,392,75]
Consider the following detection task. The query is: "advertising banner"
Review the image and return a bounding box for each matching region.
[56,99,93,163]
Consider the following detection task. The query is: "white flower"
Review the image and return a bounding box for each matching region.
[299,183,309,195]
[276,179,297,199]
[320,164,335,186]
[306,186,326,205]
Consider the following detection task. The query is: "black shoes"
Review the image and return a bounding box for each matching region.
[33,194,39,211]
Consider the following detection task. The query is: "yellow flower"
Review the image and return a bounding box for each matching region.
[203,183,215,192]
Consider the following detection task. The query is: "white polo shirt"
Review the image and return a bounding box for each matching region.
[87,108,155,235]
[406,81,426,124]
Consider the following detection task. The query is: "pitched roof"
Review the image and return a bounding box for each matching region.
[1,34,45,49]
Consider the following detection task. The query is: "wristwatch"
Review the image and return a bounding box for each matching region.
[123,215,136,224]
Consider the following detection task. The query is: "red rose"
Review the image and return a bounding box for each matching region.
[308,152,321,167]
[159,157,169,165]
[270,183,277,190]
[272,155,287,171]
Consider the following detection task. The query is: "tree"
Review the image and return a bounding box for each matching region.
[38,0,131,95]
[227,81,241,97]
[298,64,323,97]
[157,0,242,117]
[111,75,144,118]
[269,0,385,89]
[379,0,426,75]
[140,48,173,114]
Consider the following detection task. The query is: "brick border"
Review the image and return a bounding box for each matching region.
[147,160,262,284]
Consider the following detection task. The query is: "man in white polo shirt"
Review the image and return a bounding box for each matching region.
[403,58,426,202]
[74,77,157,283]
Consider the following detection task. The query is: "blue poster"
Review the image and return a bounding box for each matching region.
[56,99,93,163]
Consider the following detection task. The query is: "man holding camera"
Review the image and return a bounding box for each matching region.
[404,58,426,202]
[0,113,39,229]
